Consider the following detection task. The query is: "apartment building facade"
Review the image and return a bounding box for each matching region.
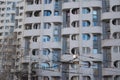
[0,0,120,80]
[0,1,16,79]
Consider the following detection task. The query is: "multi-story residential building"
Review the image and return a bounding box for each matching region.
[0,0,16,80]
[0,0,16,71]
[0,0,120,80]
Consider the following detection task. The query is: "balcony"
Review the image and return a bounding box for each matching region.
[25,4,42,11]
[62,2,79,9]
[102,39,120,47]
[44,16,62,23]
[101,12,120,20]
[61,54,74,62]
[42,42,61,49]
[71,14,79,21]
[111,25,120,33]
[82,0,102,8]
[23,29,40,37]
[25,17,42,23]
[80,54,103,62]
[102,68,120,75]
[80,68,93,75]
[30,42,40,49]
[82,27,102,34]
[62,27,79,35]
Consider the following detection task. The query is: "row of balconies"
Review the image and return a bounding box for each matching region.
[22,26,102,37]
[19,57,120,77]
[24,16,62,24]
[24,0,101,11]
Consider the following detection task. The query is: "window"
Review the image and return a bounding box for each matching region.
[71,47,79,55]
[93,35,99,41]
[82,8,90,14]
[7,7,10,11]
[44,10,51,16]
[71,61,79,69]
[72,21,79,27]
[112,5,120,12]
[26,11,32,17]
[0,33,2,36]
[82,34,90,40]
[25,24,32,30]
[52,63,59,69]
[103,76,112,80]
[18,32,22,35]
[83,76,91,80]
[32,49,39,55]
[43,76,49,80]
[44,23,51,29]
[54,0,59,9]
[33,23,41,29]
[43,49,50,55]
[20,7,23,10]
[82,20,90,27]
[41,63,50,69]
[92,8,100,26]
[52,76,60,80]
[92,62,99,69]
[26,0,33,5]
[5,26,9,29]
[5,32,8,35]
[71,34,78,40]
[34,10,41,17]
[112,19,120,25]
[35,0,40,4]
[32,63,39,69]
[114,61,120,68]
[54,11,59,16]
[113,32,120,39]
[54,36,60,42]
[82,47,91,54]
[114,76,120,80]
[72,8,79,14]
[113,46,118,53]
[53,27,60,42]
[33,36,38,42]
[52,50,60,61]
[6,13,9,17]
[44,0,52,4]
[81,61,90,68]
[71,76,79,80]
[93,48,98,54]
[43,36,50,42]
[0,26,3,29]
